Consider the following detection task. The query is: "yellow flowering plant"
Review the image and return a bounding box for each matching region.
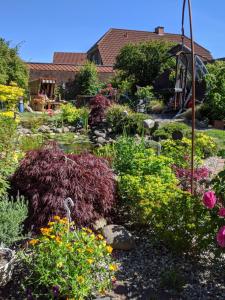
[0,83,24,110]
[21,216,118,299]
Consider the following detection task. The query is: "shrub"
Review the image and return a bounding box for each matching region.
[106,104,149,135]
[135,85,154,100]
[88,94,111,126]
[0,194,28,247]
[153,122,190,140]
[0,83,24,110]
[146,99,165,114]
[195,132,217,158]
[77,61,100,96]
[22,216,117,299]
[61,103,89,126]
[0,115,18,196]
[161,138,203,168]
[152,191,217,253]
[11,143,116,231]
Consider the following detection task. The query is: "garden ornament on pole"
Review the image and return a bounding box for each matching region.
[181,0,196,194]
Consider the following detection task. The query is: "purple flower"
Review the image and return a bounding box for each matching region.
[218,207,225,217]
[52,285,60,297]
[217,226,225,248]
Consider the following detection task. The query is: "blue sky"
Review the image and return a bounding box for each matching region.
[0,0,224,62]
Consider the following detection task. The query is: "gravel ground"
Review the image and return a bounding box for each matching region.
[105,229,225,300]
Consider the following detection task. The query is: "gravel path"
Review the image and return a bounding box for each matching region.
[105,229,225,300]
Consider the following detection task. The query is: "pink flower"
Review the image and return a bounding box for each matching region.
[203,191,216,209]
[218,207,225,217]
[217,226,225,247]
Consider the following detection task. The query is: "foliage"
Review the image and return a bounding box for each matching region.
[160,268,185,293]
[88,94,111,126]
[153,122,190,140]
[106,104,148,135]
[61,103,89,126]
[0,83,24,109]
[11,143,116,231]
[202,129,225,157]
[146,99,165,114]
[0,115,18,196]
[19,113,49,132]
[135,85,154,100]
[173,165,210,195]
[211,169,225,203]
[0,194,28,247]
[0,38,28,89]
[204,61,225,120]
[115,41,176,88]
[22,216,117,299]
[195,132,218,158]
[77,61,100,96]
[152,191,218,253]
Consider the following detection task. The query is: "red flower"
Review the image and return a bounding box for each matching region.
[203,191,216,209]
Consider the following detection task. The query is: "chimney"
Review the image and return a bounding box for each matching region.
[155,26,164,35]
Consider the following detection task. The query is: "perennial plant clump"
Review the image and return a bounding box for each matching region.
[22,216,118,299]
[11,143,116,230]
[88,94,111,126]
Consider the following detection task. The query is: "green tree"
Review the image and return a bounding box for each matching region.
[115,41,176,87]
[204,61,225,120]
[0,38,28,89]
[77,61,100,95]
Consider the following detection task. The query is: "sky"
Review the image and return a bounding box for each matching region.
[0,0,224,62]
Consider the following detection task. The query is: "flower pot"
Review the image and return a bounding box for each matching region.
[214,120,225,130]
[0,248,15,287]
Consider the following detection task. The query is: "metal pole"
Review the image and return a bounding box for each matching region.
[182,0,195,194]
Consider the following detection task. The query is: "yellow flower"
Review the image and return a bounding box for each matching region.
[86,247,94,254]
[40,227,53,236]
[66,243,73,251]
[77,248,82,253]
[97,234,104,240]
[29,239,39,246]
[106,245,113,254]
[109,264,118,271]
[53,216,61,221]
[56,261,63,268]
[48,221,55,226]
[77,276,84,284]
[87,258,94,264]
[55,236,62,244]
[49,235,56,239]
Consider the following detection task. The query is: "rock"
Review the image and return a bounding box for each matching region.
[53,127,63,133]
[143,119,155,129]
[93,218,107,231]
[97,137,106,145]
[102,225,135,250]
[19,128,32,135]
[38,125,51,133]
[68,126,76,132]
[62,127,70,133]
[107,128,112,133]
[94,130,106,138]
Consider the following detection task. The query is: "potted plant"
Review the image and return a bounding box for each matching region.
[0,248,15,287]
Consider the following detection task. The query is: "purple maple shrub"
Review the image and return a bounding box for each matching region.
[88,94,111,126]
[11,143,116,231]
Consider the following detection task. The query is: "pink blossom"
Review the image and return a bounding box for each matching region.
[218,208,225,217]
[217,226,225,247]
[203,191,216,209]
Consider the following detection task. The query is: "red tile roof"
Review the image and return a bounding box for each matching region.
[53,52,87,64]
[27,63,114,73]
[88,28,212,65]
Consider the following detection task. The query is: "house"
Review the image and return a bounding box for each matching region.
[27,26,213,87]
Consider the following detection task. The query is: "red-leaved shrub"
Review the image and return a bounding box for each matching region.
[88,94,111,126]
[11,143,116,231]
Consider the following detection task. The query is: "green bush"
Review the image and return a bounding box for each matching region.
[135,85,154,100]
[153,122,190,140]
[146,99,165,114]
[19,113,48,133]
[0,194,28,246]
[77,61,100,96]
[204,61,225,120]
[202,129,225,157]
[106,104,149,135]
[22,216,117,299]
[61,103,89,126]
[0,115,18,196]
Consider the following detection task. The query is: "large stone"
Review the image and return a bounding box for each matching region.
[102,225,135,250]
[94,130,106,138]
[62,127,70,133]
[53,127,63,133]
[38,125,51,133]
[97,136,106,145]
[93,218,107,231]
[143,119,155,129]
[19,128,32,135]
